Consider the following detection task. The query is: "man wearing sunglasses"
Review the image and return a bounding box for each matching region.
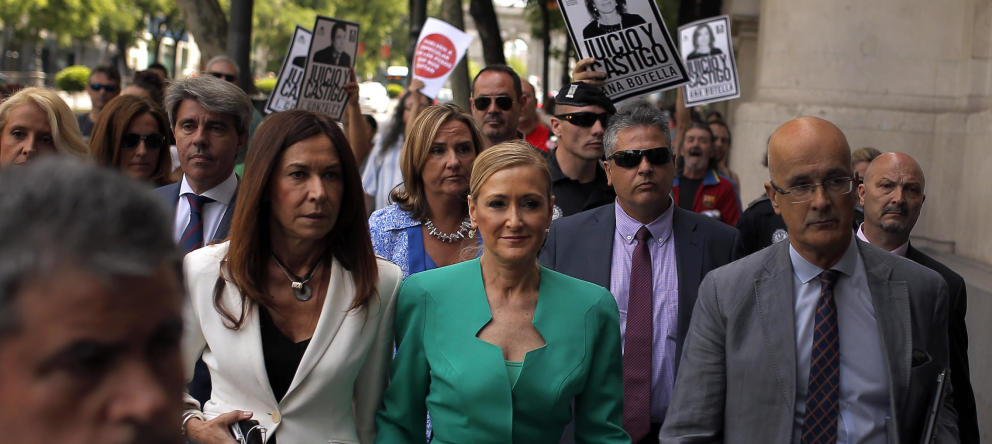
[545,82,617,218]
[541,101,739,444]
[661,117,958,443]
[77,65,121,139]
[471,65,527,148]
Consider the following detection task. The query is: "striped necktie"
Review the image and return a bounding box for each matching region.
[180,194,214,253]
[802,269,840,444]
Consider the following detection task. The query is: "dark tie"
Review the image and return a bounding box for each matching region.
[180,194,214,254]
[623,226,653,441]
[802,269,841,444]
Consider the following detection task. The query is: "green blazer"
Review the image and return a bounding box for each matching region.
[375,258,630,444]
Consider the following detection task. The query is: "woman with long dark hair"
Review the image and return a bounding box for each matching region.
[181,110,401,443]
[89,94,173,185]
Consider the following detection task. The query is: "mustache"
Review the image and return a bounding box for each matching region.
[882,204,906,215]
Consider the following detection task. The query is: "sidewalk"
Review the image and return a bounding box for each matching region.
[918,246,991,440]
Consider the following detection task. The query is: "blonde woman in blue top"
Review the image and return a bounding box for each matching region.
[376,140,629,443]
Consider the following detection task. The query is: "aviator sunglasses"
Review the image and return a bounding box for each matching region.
[122,132,167,150]
[554,112,610,128]
[473,96,513,111]
[606,147,672,168]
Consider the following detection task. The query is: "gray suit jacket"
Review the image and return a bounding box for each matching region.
[660,239,959,444]
[154,181,237,244]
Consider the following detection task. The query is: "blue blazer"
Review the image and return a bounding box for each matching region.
[154,181,238,244]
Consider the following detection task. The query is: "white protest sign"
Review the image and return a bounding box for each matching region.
[297,16,360,120]
[264,25,312,114]
[678,15,740,106]
[557,0,688,101]
[412,18,473,99]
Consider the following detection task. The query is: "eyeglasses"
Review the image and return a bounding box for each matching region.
[555,112,610,128]
[770,177,855,203]
[89,83,119,93]
[121,133,167,150]
[606,147,672,168]
[208,72,236,82]
[473,96,513,111]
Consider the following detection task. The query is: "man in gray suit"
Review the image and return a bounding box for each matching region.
[540,101,739,443]
[660,117,958,443]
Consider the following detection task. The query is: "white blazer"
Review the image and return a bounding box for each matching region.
[181,242,401,444]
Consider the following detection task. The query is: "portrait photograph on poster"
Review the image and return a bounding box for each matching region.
[264,25,312,115]
[678,15,741,106]
[556,0,688,101]
[297,16,360,120]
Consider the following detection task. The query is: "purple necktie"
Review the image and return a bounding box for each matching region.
[623,226,653,441]
[802,269,840,444]
[180,194,214,254]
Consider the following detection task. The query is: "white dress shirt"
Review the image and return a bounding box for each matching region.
[789,237,890,444]
[856,223,909,257]
[172,173,238,244]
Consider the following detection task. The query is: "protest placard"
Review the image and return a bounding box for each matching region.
[412,18,473,99]
[557,0,688,101]
[678,15,740,106]
[264,25,312,115]
[297,16,360,120]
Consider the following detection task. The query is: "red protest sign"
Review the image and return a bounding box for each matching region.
[414,34,457,79]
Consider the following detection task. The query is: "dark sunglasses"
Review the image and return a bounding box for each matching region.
[555,112,610,128]
[89,83,119,92]
[209,72,236,82]
[122,133,167,150]
[473,96,513,111]
[606,147,672,168]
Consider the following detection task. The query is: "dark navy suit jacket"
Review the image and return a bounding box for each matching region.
[154,180,238,406]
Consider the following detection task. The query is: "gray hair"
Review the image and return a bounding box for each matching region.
[204,55,240,77]
[603,100,671,157]
[0,158,179,338]
[165,75,253,136]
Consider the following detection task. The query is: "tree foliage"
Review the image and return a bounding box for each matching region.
[54,65,90,92]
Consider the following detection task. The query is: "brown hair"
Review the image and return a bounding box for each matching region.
[391,103,486,220]
[89,95,173,186]
[851,146,882,165]
[469,139,551,201]
[217,110,378,329]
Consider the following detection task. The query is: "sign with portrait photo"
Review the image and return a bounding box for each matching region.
[556,0,688,101]
[297,16,360,120]
[678,15,740,106]
[264,25,312,115]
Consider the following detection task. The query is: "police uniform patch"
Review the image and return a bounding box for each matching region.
[772,228,788,243]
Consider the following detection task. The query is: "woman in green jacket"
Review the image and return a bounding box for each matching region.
[375,141,629,443]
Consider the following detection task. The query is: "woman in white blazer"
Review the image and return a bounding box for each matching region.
[181,110,401,444]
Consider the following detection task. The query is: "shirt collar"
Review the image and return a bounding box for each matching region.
[180,172,238,203]
[614,197,675,245]
[856,223,909,257]
[789,235,859,284]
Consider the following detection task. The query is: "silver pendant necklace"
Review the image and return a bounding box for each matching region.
[272,254,322,302]
[423,216,474,243]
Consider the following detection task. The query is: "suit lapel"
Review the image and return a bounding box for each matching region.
[584,205,616,289]
[213,181,238,242]
[221,276,278,406]
[859,242,911,417]
[672,208,702,366]
[753,242,798,406]
[283,257,353,399]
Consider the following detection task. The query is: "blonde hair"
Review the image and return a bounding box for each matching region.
[469,140,552,201]
[391,103,486,220]
[0,87,88,157]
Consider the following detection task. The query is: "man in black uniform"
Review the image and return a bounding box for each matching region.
[546,82,616,219]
